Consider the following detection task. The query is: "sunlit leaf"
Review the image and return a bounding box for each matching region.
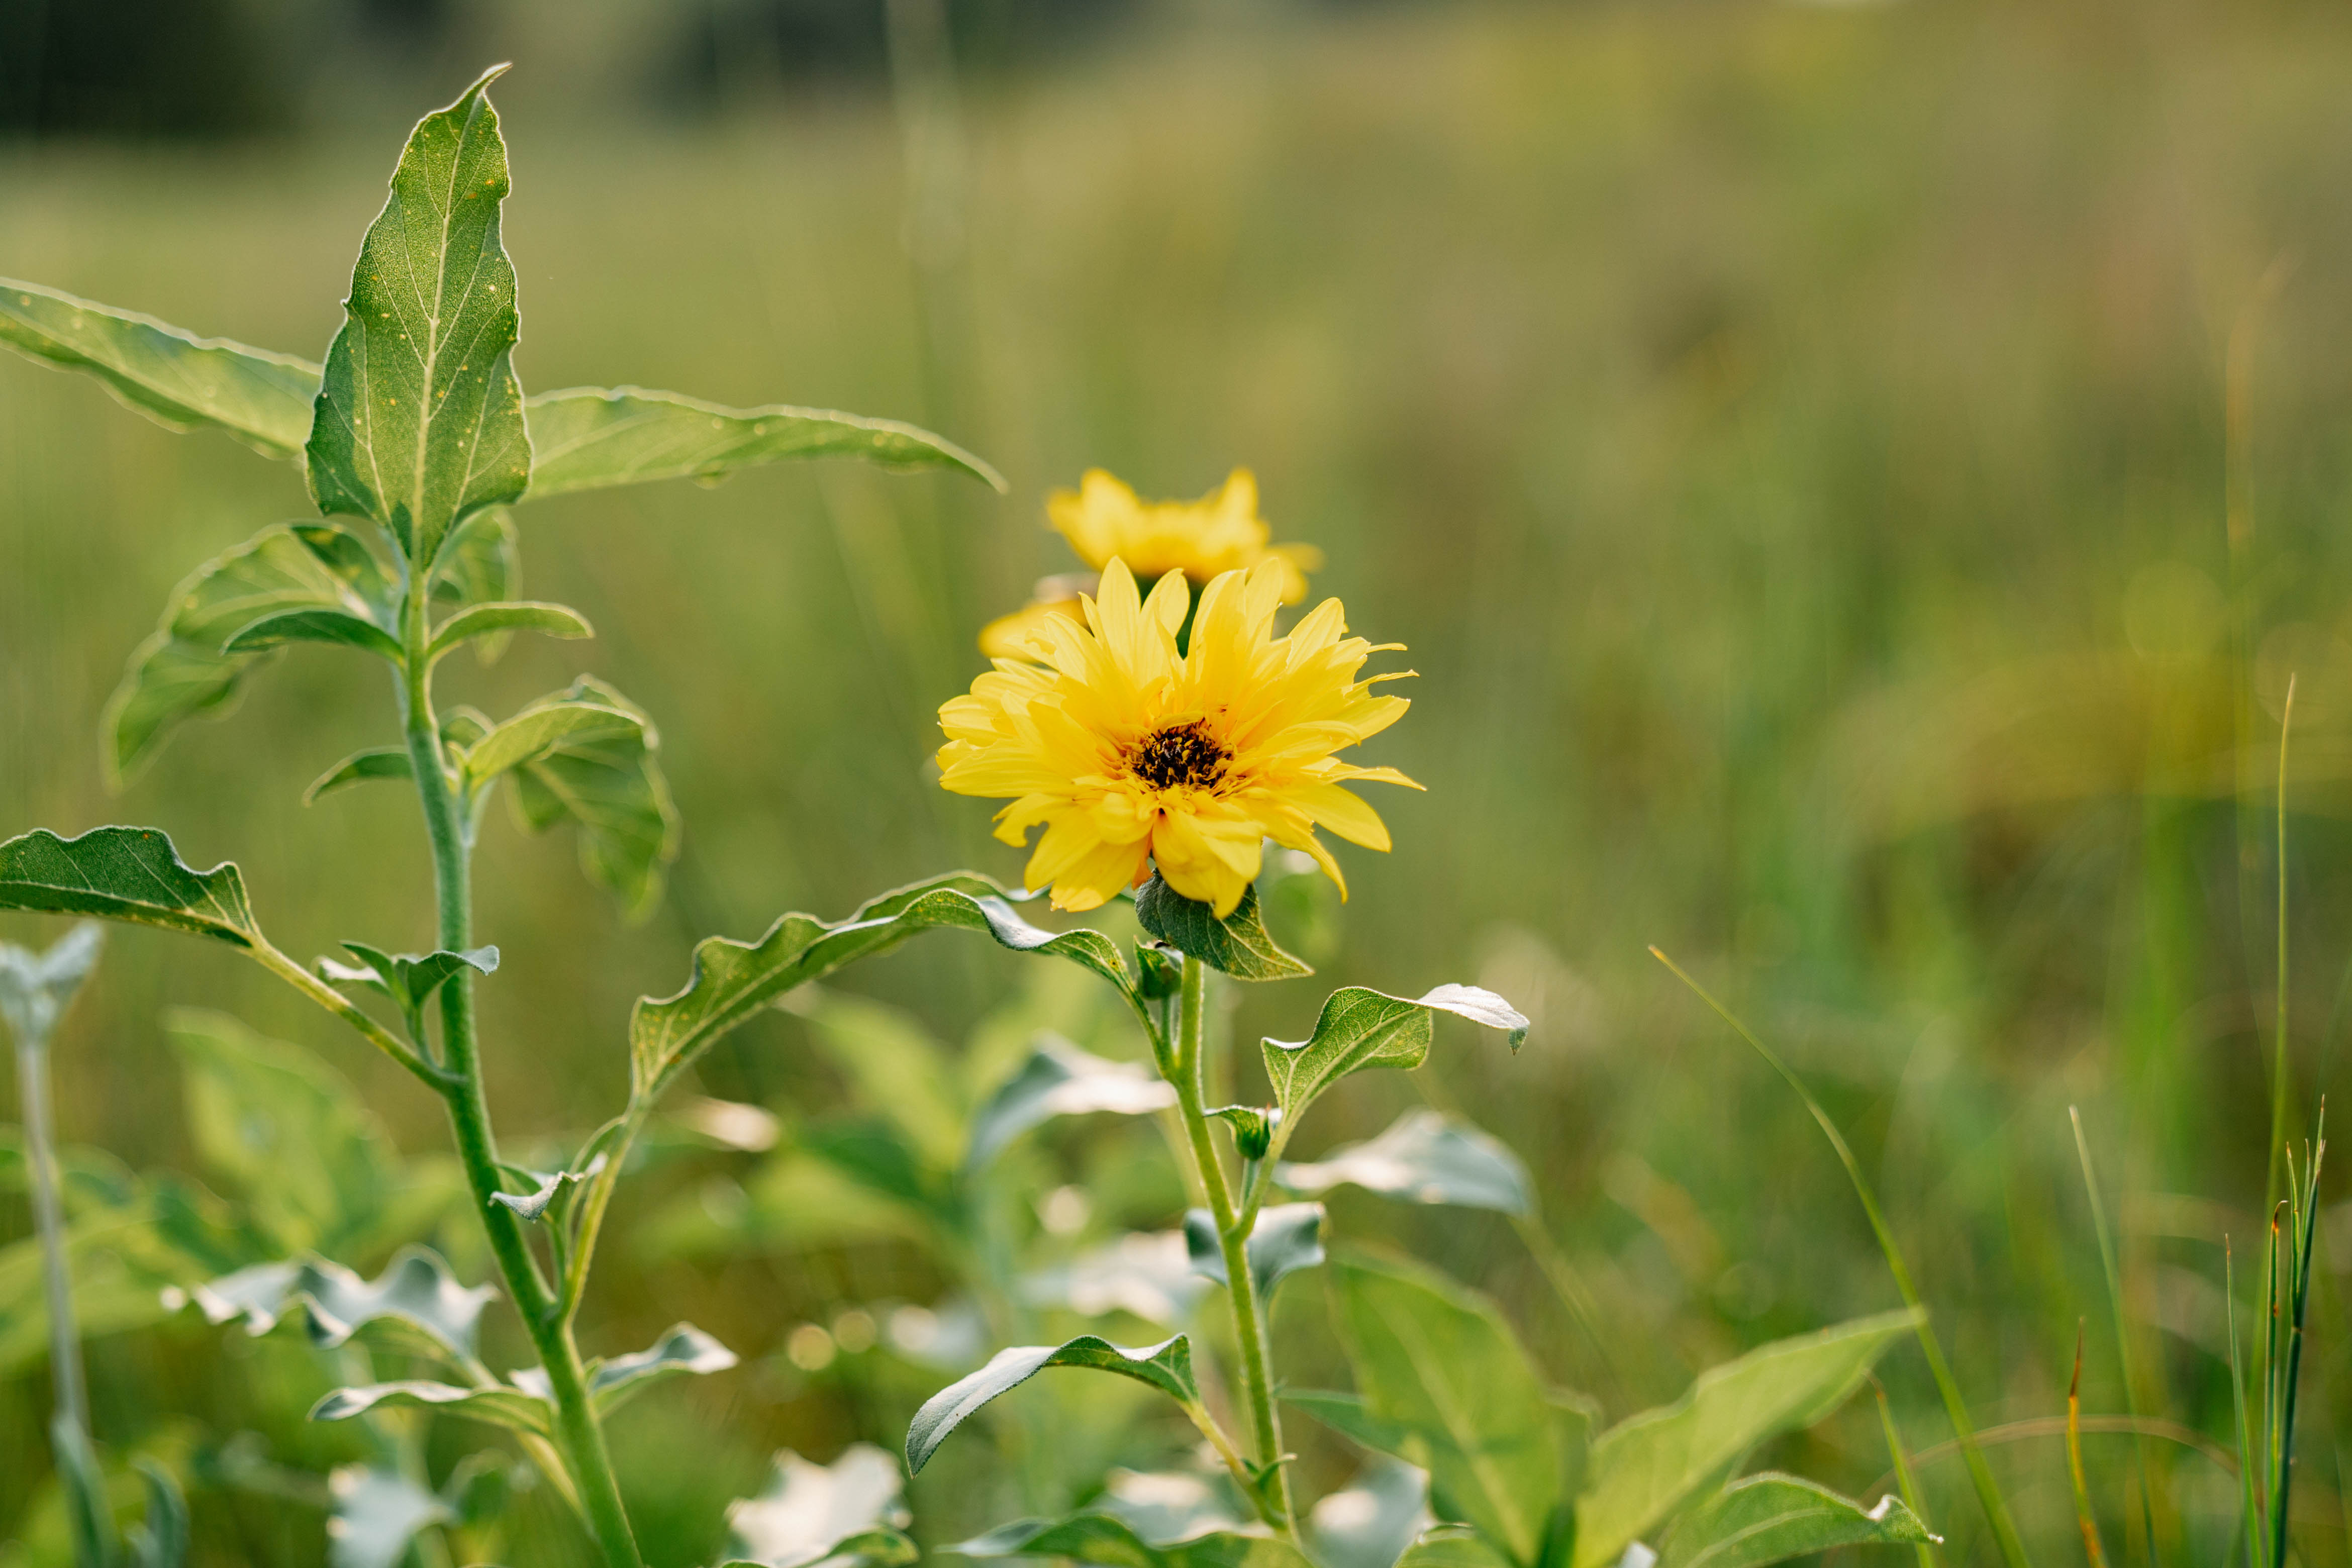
[725,1443,915,1568]
[1022,1231,1204,1327]
[632,873,1140,1103]
[102,520,401,783]
[0,921,104,1047]
[524,384,1002,496]
[510,1321,739,1418]
[305,748,413,805]
[1261,987,1526,1123]
[328,1465,452,1568]
[0,828,258,947]
[307,65,531,564]
[1655,1475,1933,1568]
[1094,1468,1251,1546]
[1186,1203,1325,1301]
[1572,1311,1921,1568]
[1312,1460,1431,1568]
[470,677,677,916]
[965,1036,1176,1169]
[907,1333,1199,1474]
[1135,876,1309,982]
[1277,1111,1531,1215]
[427,601,591,665]
[1329,1252,1559,1566]
[0,275,320,455]
[187,1247,496,1362]
[313,1377,553,1435]
[949,1513,1314,1568]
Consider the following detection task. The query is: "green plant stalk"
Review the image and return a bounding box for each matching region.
[1871,1377,1938,1568]
[2266,679,2297,1216]
[1170,956,1298,1536]
[2069,1108,2163,1565]
[16,1015,87,1439]
[2271,1137,2322,1568]
[398,576,643,1568]
[2226,1241,2265,1568]
[1649,947,2033,1568]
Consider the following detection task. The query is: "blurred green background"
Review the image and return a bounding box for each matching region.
[11,0,2352,1561]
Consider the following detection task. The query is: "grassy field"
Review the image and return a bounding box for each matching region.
[11,1,2352,1561]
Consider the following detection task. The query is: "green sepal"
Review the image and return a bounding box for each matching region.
[948,1514,1314,1568]
[309,1379,551,1438]
[1261,985,1526,1123]
[1184,1202,1324,1300]
[907,1333,1199,1474]
[304,748,413,805]
[1134,875,1309,981]
[1656,1475,1935,1568]
[1206,1105,1277,1162]
[427,601,592,664]
[306,64,531,564]
[0,828,258,947]
[632,872,1141,1103]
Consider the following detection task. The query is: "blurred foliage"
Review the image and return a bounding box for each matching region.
[9,0,2352,1561]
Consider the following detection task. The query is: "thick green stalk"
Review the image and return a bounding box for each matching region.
[1169,957,1298,1536]
[17,1022,87,1437]
[399,580,643,1568]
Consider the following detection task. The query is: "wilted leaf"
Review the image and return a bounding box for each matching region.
[949,1514,1314,1568]
[1135,876,1309,982]
[473,677,677,916]
[1573,1311,1920,1568]
[1311,1460,1432,1568]
[0,921,104,1047]
[1185,1203,1326,1301]
[0,275,320,455]
[725,1443,915,1568]
[0,829,258,947]
[328,1466,452,1568]
[1277,1112,1531,1215]
[1261,988,1527,1122]
[525,385,1001,497]
[907,1334,1200,1474]
[310,1379,552,1438]
[306,65,531,565]
[187,1247,496,1362]
[102,520,401,782]
[1329,1253,1558,1566]
[965,1036,1176,1170]
[633,873,1140,1102]
[1656,1475,1933,1568]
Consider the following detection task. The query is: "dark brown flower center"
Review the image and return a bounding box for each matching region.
[1129,720,1229,791]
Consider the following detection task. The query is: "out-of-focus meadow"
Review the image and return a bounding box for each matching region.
[12,0,2352,1561]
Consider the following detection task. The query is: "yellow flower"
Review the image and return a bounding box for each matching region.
[938,556,1418,916]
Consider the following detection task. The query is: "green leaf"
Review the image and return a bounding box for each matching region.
[1262,987,1527,1123]
[907,1334,1199,1474]
[306,64,531,565]
[1396,1529,1517,1568]
[0,921,104,1048]
[632,873,1140,1102]
[220,608,404,662]
[1656,1476,1933,1568]
[0,828,258,947]
[327,1466,451,1568]
[510,1322,740,1417]
[801,1119,958,1228]
[471,677,677,916]
[783,990,964,1169]
[1185,1203,1326,1300]
[52,1412,116,1568]
[1278,1111,1532,1215]
[1020,1231,1205,1327]
[724,1443,915,1568]
[309,1379,552,1438]
[101,521,400,782]
[1134,876,1309,981]
[1572,1311,1921,1568]
[1312,1461,1432,1568]
[125,1459,190,1568]
[186,1247,496,1362]
[1207,1105,1277,1161]
[523,384,1003,497]
[1329,1252,1560,1566]
[0,275,320,456]
[427,601,591,664]
[948,1515,1313,1568]
[1283,1389,1426,1459]
[487,1155,601,1223]
[304,748,413,805]
[431,507,517,598]
[322,942,497,1029]
[965,1037,1175,1170]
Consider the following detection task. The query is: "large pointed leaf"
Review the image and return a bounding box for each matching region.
[1572,1311,1921,1568]
[187,1247,495,1361]
[725,1443,916,1568]
[475,677,677,916]
[1656,1476,1933,1568]
[328,1465,453,1568]
[306,65,531,565]
[1135,875,1309,982]
[0,276,320,455]
[632,873,1140,1101]
[103,520,401,782]
[0,828,258,947]
[1186,1203,1326,1300]
[1277,1111,1531,1215]
[965,1036,1175,1169]
[1329,1253,1559,1567]
[310,1378,553,1437]
[524,384,1002,496]
[0,921,103,1047]
[907,1333,1199,1473]
[949,1514,1314,1568]
[1262,988,1526,1123]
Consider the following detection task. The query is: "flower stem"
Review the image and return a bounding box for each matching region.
[16,1019,87,1439]
[1169,956,1297,1536]
[400,579,642,1568]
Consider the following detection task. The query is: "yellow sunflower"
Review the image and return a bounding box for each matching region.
[939,556,1417,916]
[976,469,1325,660]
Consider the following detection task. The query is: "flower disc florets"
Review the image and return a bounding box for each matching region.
[938,556,1418,916]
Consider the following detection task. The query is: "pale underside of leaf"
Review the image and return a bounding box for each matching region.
[309,1379,552,1437]
[1277,1111,1533,1215]
[726,1443,914,1568]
